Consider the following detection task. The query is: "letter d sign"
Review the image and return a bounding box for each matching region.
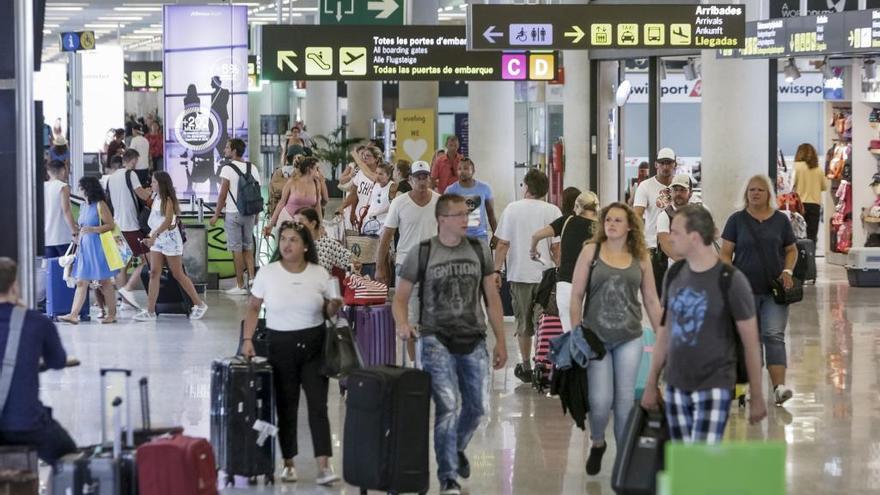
[529,54,554,80]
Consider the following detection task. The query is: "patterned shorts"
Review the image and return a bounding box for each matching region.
[151,228,184,257]
[665,386,732,444]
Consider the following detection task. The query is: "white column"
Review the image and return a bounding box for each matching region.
[346,81,383,140]
[399,0,439,117]
[469,82,515,210]
[701,0,768,224]
[700,55,769,224]
[562,0,590,192]
[597,61,620,204]
[304,81,338,139]
[563,52,591,192]
[260,81,289,115]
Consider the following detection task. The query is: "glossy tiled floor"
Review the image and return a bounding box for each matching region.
[38,262,880,494]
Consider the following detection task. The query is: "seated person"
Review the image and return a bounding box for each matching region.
[0,257,77,463]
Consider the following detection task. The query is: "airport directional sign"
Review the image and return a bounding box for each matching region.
[261,25,559,82]
[319,0,404,26]
[467,4,746,50]
[60,31,95,52]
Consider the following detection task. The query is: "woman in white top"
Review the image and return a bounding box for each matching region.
[241,221,343,486]
[359,162,397,235]
[134,172,208,322]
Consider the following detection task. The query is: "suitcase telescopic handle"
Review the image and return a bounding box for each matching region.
[139,377,151,430]
[99,369,134,448]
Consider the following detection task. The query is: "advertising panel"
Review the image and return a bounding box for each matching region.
[163,5,248,201]
[81,45,124,153]
[395,108,435,163]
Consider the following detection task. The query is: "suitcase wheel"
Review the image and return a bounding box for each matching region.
[738,394,747,408]
[248,476,258,485]
[224,474,234,486]
[265,474,275,485]
[361,489,368,495]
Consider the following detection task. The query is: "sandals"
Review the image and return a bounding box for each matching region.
[100,316,117,324]
[57,315,79,325]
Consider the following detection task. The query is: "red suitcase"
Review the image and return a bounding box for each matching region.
[533,313,564,392]
[137,435,218,495]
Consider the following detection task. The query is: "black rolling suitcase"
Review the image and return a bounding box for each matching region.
[51,369,138,495]
[140,265,191,316]
[343,365,431,495]
[611,405,668,495]
[210,357,276,486]
[794,238,817,283]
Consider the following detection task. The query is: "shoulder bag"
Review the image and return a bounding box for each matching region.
[742,212,803,305]
[321,315,363,379]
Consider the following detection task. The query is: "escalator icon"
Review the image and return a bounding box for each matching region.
[305,47,333,75]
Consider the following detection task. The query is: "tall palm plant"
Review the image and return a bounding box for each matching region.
[313,124,363,182]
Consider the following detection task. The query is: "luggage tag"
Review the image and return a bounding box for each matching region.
[252,420,278,447]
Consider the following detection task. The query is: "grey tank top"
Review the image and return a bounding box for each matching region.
[581,255,644,344]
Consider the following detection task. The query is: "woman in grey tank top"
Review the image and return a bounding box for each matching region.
[568,202,664,476]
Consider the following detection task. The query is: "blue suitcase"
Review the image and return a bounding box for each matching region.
[45,258,90,321]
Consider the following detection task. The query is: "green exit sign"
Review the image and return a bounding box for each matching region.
[319,0,404,25]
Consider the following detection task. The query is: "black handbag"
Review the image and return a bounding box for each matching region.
[321,317,362,379]
[743,213,803,305]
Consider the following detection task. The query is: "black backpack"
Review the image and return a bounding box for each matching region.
[661,259,747,384]
[225,161,264,216]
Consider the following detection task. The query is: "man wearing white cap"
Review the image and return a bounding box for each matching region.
[657,174,698,264]
[376,160,440,361]
[634,147,677,294]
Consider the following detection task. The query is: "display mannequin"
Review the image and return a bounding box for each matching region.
[862,173,880,247]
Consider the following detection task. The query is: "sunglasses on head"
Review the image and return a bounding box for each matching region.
[279,221,305,232]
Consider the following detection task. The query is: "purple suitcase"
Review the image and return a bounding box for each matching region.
[344,304,396,367]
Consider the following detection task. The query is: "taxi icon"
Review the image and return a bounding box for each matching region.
[621,31,635,43]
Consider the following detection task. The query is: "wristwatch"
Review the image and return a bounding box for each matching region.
[782,269,794,276]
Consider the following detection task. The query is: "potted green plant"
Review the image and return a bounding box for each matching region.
[313,125,363,197]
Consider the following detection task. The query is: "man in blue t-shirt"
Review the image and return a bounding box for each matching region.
[445,158,497,244]
[0,258,77,463]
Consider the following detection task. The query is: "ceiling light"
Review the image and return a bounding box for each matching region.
[43,29,52,34]
[783,57,801,83]
[459,4,467,9]
[44,23,59,28]
[121,35,156,39]
[98,16,144,21]
[84,23,127,29]
[290,7,317,11]
[683,58,699,81]
[113,7,161,12]
[134,29,163,34]
[865,58,877,80]
[45,6,83,11]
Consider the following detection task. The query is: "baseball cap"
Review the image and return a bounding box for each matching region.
[411,160,431,175]
[657,148,676,162]
[670,174,692,190]
[871,172,880,186]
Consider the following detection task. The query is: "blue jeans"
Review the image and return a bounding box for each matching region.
[421,335,489,483]
[587,336,643,444]
[754,294,789,367]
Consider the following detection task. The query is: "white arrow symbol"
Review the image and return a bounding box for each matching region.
[367,0,398,19]
[483,25,503,44]
[336,0,343,21]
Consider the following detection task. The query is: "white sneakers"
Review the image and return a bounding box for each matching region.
[117,288,141,310]
[190,304,208,320]
[774,385,794,406]
[278,465,339,485]
[133,311,157,322]
[223,286,249,296]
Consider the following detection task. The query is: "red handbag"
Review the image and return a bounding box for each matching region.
[343,274,388,306]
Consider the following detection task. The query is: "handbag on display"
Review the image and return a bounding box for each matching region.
[320,317,363,379]
[744,215,803,305]
[345,230,379,264]
[343,274,388,306]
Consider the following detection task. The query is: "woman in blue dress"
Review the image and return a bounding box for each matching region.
[59,176,120,324]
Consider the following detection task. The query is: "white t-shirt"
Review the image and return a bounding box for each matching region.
[496,198,562,283]
[44,178,72,246]
[352,169,375,214]
[633,176,673,249]
[251,262,332,331]
[129,135,151,170]
[363,181,393,233]
[106,168,144,232]
[385,191,440,264]
[219,160,262,214]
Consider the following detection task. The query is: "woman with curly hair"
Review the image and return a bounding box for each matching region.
[568,202,663,476]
